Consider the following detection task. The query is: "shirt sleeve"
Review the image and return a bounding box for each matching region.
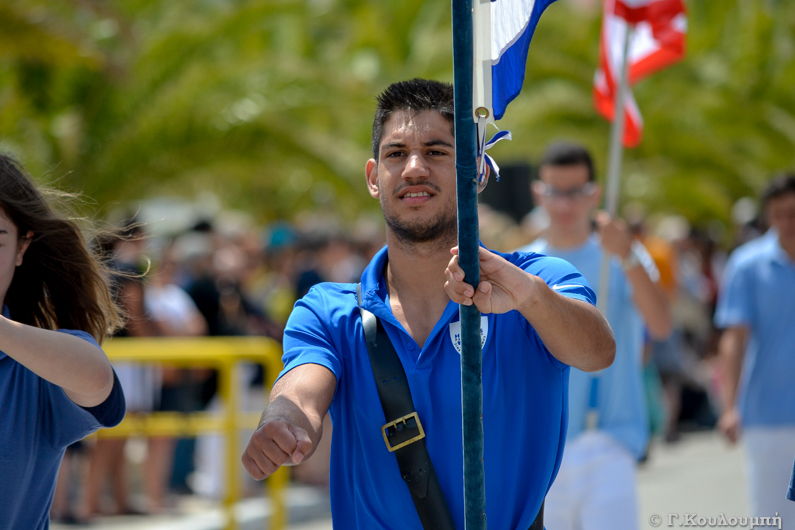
[714,253,754,329]
[81,369,126,427]
[279,286,343,387]
[513,252,597,370]
[518,253,597,307]
[43,329,124,449]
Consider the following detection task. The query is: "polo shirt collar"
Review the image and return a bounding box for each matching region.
[359,244,460,336]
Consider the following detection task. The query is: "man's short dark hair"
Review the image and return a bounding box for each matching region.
[371,79,455,160]
[539,142,595,182]
[762,172,795,206]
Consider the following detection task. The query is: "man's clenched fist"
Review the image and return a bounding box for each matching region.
[242,418,313,480]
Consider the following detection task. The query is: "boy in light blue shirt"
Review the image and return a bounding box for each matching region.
[518,142,672,530]
[715,173,795,521]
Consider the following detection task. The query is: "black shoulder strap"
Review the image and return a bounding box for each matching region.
[530,501,544,530]
[357,284,456,530]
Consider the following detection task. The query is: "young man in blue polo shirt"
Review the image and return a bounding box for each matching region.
[517,142,672,530]
[715,173,795,521]
[242,79,616,529]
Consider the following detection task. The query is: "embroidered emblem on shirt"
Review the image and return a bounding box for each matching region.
[449,316,488,354]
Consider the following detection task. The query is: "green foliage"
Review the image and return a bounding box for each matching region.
[497,0,795,228]
[0,0,793,229]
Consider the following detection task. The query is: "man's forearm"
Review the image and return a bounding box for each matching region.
[718,327,747,412]
[625,265,673,340]
[260,363,337,462]
[443,248,614,371]
[519,278,615,372]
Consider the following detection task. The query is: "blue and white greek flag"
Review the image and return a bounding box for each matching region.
[473,0,558,121]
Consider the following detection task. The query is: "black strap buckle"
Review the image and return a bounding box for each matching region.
[382,412,425,452]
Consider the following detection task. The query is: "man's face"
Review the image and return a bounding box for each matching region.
[534,163,600,231]
[766,192,795,242]
[365,110,457,245]
[0,209,31,304]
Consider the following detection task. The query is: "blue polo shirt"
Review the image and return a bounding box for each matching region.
[0,326,126,530]
[519,235,652,459]
[279,245,596,529]
[714,230,795,427]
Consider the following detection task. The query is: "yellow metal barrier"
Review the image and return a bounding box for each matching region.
[98,336,288,530]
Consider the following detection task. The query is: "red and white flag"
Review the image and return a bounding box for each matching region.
[594,0,686,147]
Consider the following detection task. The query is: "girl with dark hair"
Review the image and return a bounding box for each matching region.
[0,153,126,529]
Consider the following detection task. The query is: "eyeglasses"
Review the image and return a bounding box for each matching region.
[534,181,597,201]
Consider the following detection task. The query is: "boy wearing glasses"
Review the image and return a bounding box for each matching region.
[517,142,672,530]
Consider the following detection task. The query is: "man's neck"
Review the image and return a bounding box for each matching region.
[385,235,453,304]
[543,223,591,250]
[779,235,795,262]
[383,233,456,347]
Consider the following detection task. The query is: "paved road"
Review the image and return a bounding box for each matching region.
[54,430,749,529]
[637,431,747,528]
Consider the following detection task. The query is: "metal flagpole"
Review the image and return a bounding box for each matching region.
[597,23,632,315]
[452,0,487,527]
